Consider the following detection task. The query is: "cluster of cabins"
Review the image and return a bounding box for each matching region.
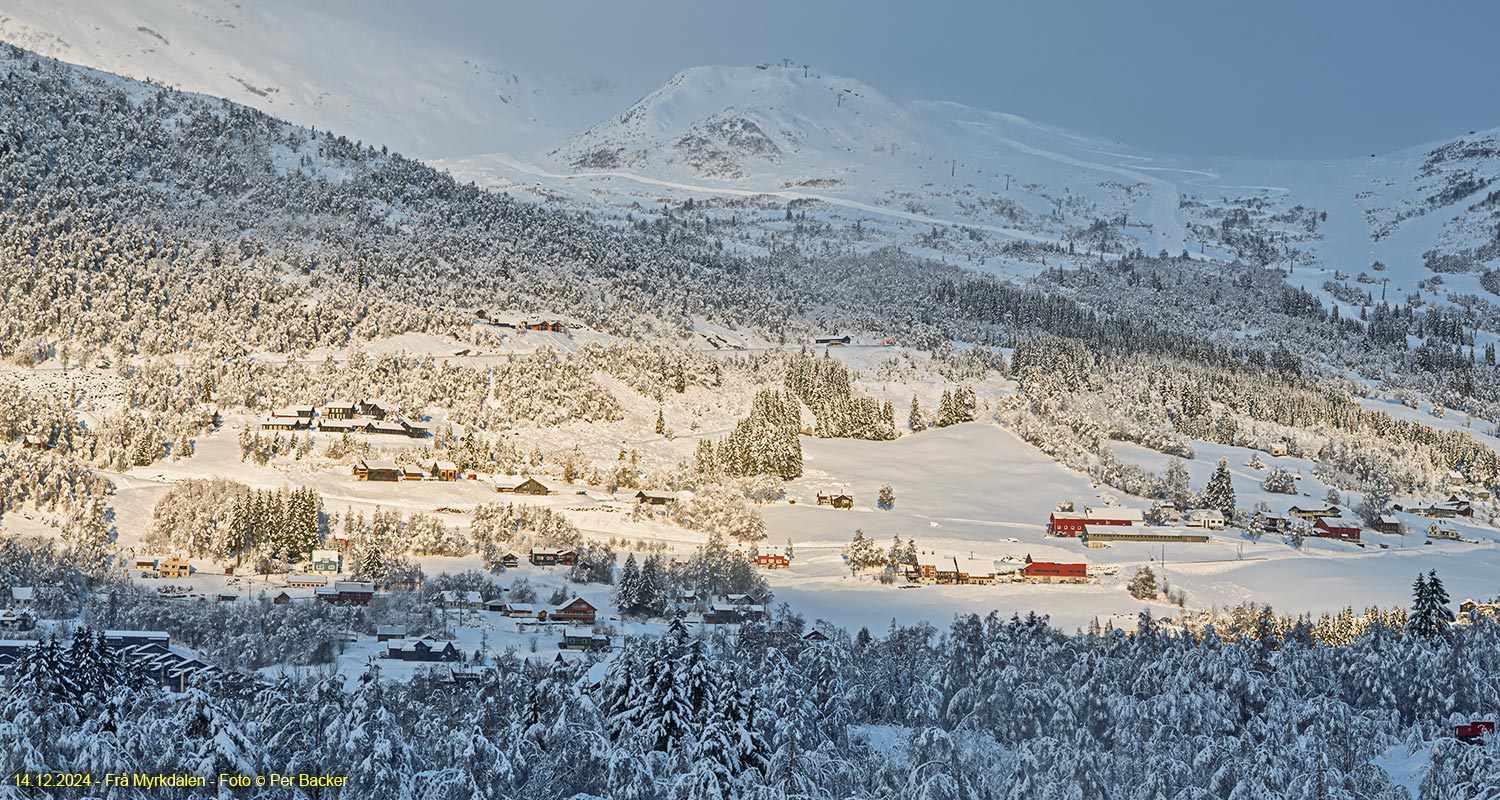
[0,631,245,693]
[689,594,769,625]
[483,596,598,626]
[484,317,569,333]
[1397,495,1476,520]
[262,400,428,439]
[1048,494,1489,547]
[494,479,685,507]
[418,591,611,654]
[1251,506,1367,541]
[377,627,464,663]
[354,459,461,482]
[903,556,999,585]
[396,585,601,626]
[1049,500,1484,547]
[899,555,1089,585]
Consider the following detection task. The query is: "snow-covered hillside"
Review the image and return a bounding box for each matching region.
[5,0,1497,300]
[0,0,627,157]
[466,64,1500,299]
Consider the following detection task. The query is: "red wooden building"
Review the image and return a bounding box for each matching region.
[316,581,375,605]
[1313,517,1362,541]
[1019,555,1087,583]
[1047,508,1141,537]
[1456,721,1495,743]
[756,553,790,569]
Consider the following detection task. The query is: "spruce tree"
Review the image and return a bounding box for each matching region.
[616,553,642,615]
[1202,458,1236,518]
[937,389,954,427]
[638,555,666,617]
[1408,570,1454,638]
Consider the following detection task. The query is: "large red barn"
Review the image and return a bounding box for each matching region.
[1313,517,1362,541]
[1047,507,1143,537]
[1019,555,1087,583]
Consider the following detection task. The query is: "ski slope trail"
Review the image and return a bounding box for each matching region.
[953,119,1189,252]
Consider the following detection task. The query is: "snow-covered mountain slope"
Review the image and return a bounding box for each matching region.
[1168,128,1500,307]
[0,0,626,157]
[2,0,1495,302]
[1354,131,1500,276]
[461,63,1499,310]
[533,64,1191,255]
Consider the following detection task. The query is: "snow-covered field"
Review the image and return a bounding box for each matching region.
[70,404,1500,641]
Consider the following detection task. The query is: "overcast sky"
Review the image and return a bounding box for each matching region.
[362,0,1500,159]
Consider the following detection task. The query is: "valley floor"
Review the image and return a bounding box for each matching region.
[19,407,1496,643]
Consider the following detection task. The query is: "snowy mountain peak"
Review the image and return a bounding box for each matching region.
[554,63,925,179]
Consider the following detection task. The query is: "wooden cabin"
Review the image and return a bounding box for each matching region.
[817,491,854,509]
[354,459,401,482]
[636,490,679,506]
[322,402,358,420]
[551,597,597,626]
[529,548,578,567]
[156,556,193,579]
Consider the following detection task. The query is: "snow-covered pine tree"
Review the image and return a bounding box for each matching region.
[1356,474,1393,523]
[637,555,667,617]
[1407,570,1454,638]
[1129,566,1159,600]
[1201,458,1236,518]
[616,553,642,614]
[1162,458,1192,509]
[1262,467,1297,494]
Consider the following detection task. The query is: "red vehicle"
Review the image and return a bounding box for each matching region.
[1456,721,1495,743]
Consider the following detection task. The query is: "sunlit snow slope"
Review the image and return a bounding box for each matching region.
[4,0,1498,292]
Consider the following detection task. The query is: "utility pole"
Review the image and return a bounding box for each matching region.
[1004,173,1012,191]
[947,158,957,177]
